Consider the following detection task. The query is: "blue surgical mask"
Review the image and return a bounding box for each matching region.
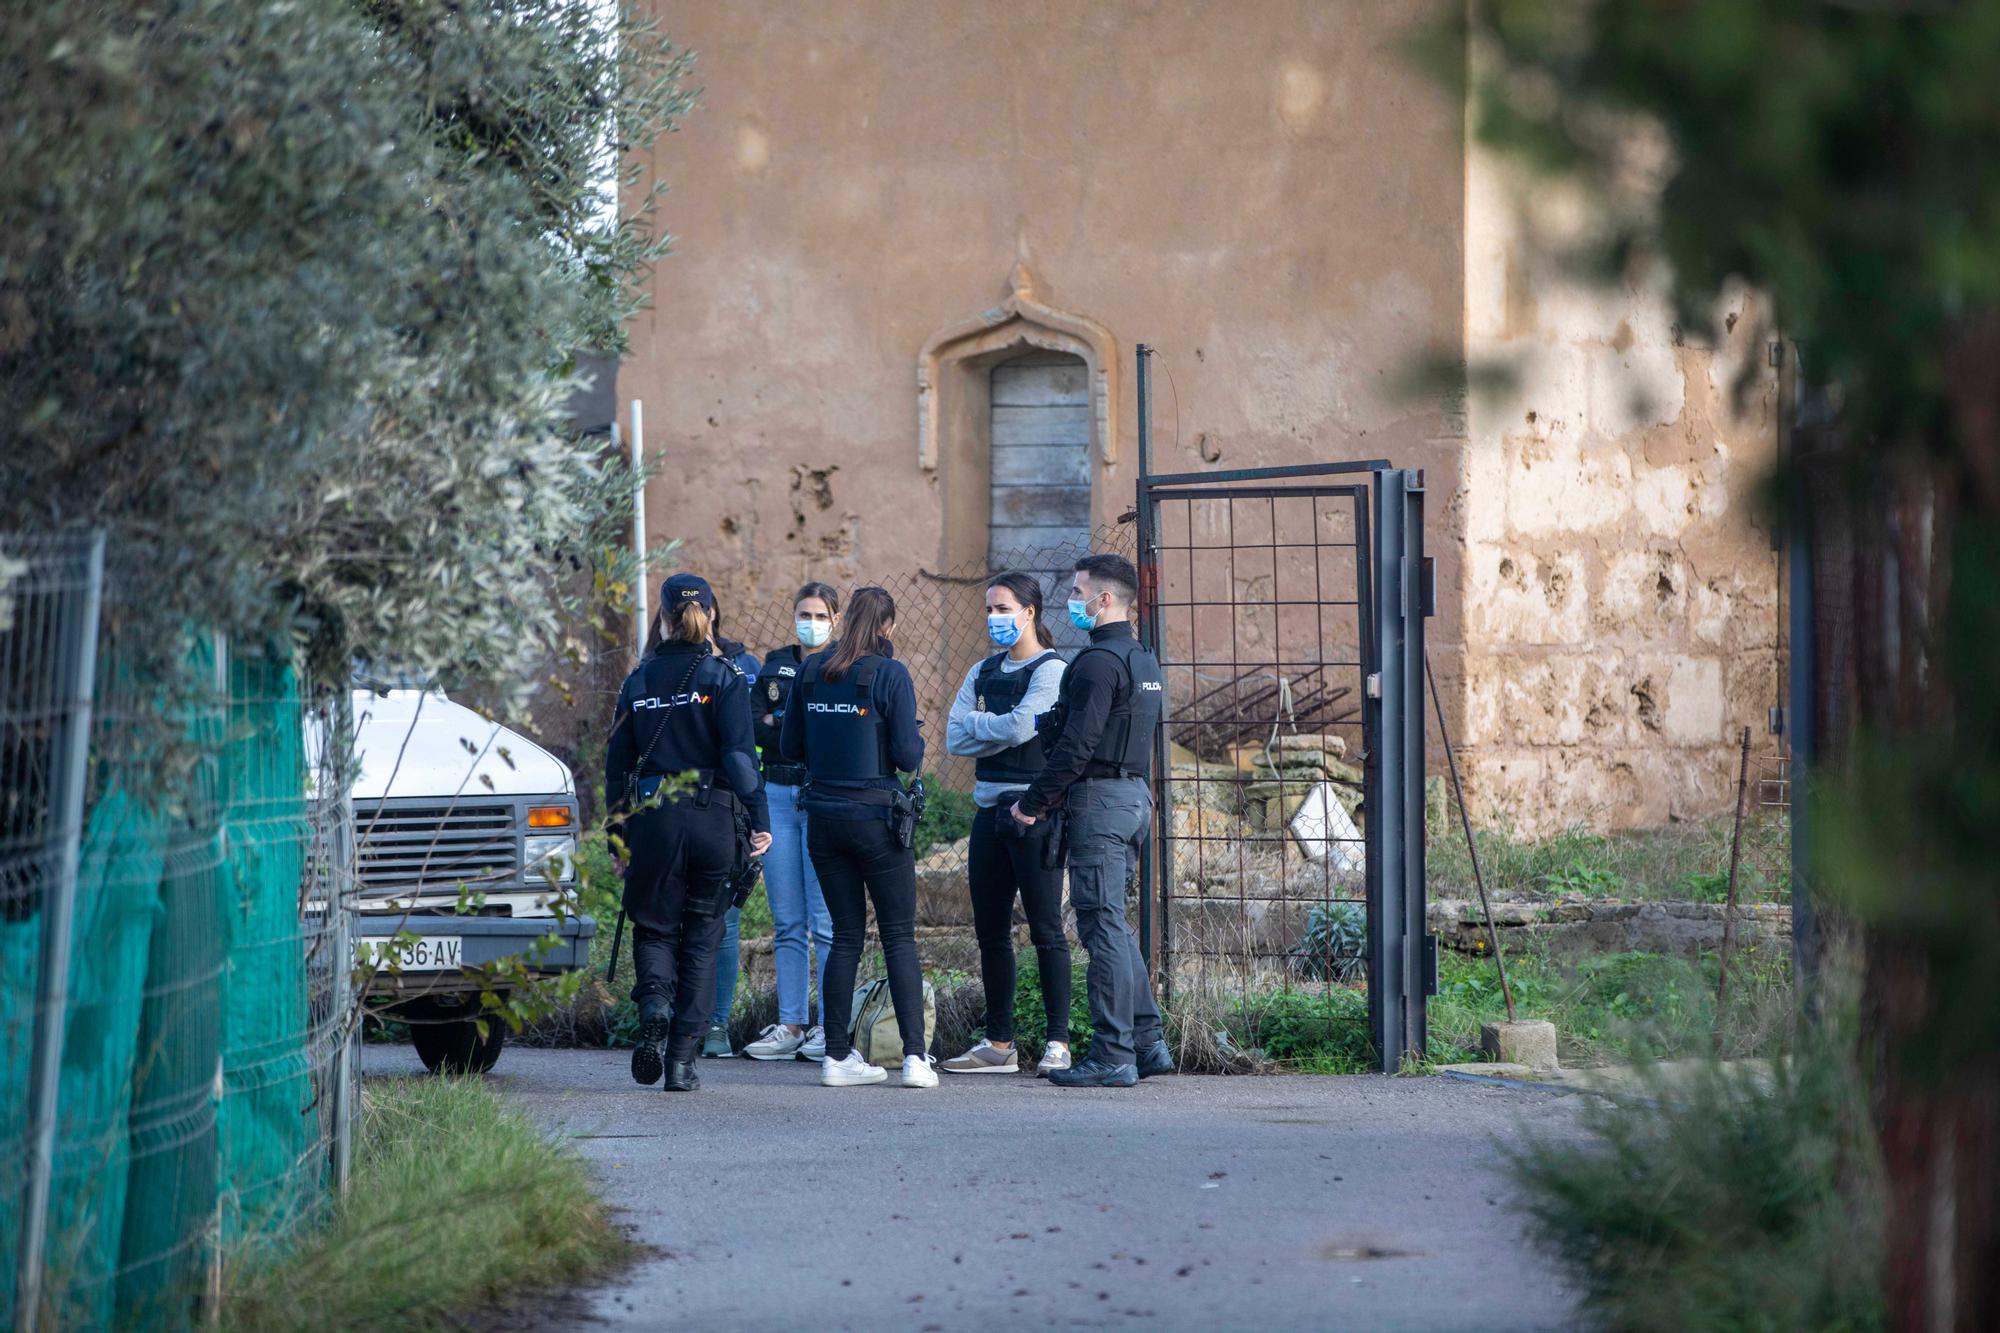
[796,619,831,648]
[987,613,1022,648]
[1067,598,1098,632]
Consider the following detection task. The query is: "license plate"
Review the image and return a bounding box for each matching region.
[361,936,464,972]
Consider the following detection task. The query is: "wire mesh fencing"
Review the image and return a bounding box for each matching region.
[1,531,354,1330]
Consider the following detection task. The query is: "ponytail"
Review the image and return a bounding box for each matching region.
[822,586,895,681]
[645,599,713,656]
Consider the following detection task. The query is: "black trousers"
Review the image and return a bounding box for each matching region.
[623,797,738,1063]
[808,815,925,1060]
[968,803,1071,1045]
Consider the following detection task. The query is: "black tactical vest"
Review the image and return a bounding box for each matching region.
[973,651,1059,785]
[1073,637,1163,778]
[755,645,805,772]
[798,655,891,782]
[624,648,732,786]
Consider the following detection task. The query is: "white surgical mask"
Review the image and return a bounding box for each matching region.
[796,619,831,648]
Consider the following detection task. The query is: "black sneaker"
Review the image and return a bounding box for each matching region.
[630,1011,670,1086]
[663,1059,701,1092]
[1047,1057,1139,1088]
[1137,1039,1177,1079]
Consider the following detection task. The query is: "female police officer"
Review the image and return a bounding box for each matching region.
[941,571,1073,1076]
[777,585,934,1088]
[741,581,842,1062]
[607,573,772,1092]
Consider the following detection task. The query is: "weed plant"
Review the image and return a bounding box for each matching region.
[221,1078,630,1330]
[1429,812,1791,904]
[1430,944,1795,1066]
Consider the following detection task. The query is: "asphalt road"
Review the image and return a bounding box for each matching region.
[365,1046,1582,1331]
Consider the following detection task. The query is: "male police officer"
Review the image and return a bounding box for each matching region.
[1011,554,1174,1088]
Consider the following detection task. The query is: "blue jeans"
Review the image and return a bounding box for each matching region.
[765,782,834,1026]
[709,905,740,1028]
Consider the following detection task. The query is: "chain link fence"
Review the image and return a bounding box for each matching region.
[1,531,354,1330]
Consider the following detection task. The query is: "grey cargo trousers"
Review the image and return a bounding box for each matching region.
[1063,777,1164,1065]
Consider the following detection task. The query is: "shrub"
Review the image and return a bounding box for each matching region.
[1509,1033,1882,1331]
[1286,901,1366,983]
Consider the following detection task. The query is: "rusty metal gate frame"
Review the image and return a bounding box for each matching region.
[1130,357,1432,1070]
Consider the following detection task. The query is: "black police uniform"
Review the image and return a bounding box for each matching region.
[606,640,768,1089]
[755,643,810,788]
[1017,621,1168,1081]
[776,647,930,1065]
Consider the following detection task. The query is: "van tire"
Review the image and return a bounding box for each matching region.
[412,1016,506,1075]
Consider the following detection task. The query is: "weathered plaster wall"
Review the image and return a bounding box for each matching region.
[627,0,1466,653]
[1458,150,1782,833]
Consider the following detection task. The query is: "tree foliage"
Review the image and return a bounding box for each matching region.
[0,0,694,724]
[1453,4,2000,1325]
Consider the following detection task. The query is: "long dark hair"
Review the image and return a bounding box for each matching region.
[987,571,1057,650]
[821,586,894,681]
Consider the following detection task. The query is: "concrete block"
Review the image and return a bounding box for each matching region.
[1481,1020,1560,1071]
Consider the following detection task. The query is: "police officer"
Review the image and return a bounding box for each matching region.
[607,573,771,1092]
[740,582,841,1062]
[776,586,936,1089]
[1010,554,1174,1088]
[698,604,766,1059]
[941,571,1073,1076]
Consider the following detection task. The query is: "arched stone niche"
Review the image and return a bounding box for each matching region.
[917,264,1118,569]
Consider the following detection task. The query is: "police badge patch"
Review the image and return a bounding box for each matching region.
[768,681,782,702]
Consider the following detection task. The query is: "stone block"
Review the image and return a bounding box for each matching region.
[1464,544,1590,645]
[1662,656,1724,744]
[1481,1020,1560,1071]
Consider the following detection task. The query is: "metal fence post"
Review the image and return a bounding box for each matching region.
[1134,344,1162,978]
[328,687,357,1195]
[14,531,105,1333]
[1367,472,1428,1071]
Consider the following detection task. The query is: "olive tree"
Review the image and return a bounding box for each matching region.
[0,0,693,722]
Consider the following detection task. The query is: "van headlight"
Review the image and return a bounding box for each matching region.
[522,835,576,883]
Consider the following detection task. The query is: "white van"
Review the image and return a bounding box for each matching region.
[349,676,596,1073]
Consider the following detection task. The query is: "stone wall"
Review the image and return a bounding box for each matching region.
[1455,148,1783,834]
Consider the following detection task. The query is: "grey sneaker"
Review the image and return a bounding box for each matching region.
[701,1024,735,1059]
[942,1039,1020,1074]
[797,1025,827,1061]
[744,1024,806,1061]
[1035,1041,1073,1077]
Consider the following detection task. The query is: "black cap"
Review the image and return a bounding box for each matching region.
[662,572,715,612]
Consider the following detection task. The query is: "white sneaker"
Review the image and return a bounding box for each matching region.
[901,1054,939,1089]
[1036,1041,1073,1077]
[744,1024,806,1061]
[798,1025,827,1061]
[821,1051,888,1087]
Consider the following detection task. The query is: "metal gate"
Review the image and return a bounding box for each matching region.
[1131,360,1431,1070]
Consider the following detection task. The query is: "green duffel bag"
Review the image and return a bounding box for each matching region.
[849,974,936,1069]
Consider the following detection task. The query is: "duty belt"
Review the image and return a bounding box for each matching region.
[762,758,809,787]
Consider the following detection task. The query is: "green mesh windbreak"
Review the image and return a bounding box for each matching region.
[0,784,167,1329]
[215,650,321,1253]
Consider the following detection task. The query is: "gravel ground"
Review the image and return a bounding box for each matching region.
[363,1045,1585,1332]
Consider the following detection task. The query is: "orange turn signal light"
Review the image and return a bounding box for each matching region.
[527,805,573,829]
